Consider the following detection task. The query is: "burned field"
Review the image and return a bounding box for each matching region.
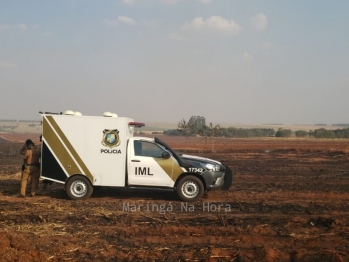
[1,137,349,261]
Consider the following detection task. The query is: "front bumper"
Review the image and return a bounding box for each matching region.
[201,171,225,190]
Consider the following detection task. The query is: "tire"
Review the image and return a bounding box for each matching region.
[65,176,93,200]
[176,175,204,202]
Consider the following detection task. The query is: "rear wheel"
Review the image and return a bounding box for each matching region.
[65,176,93,200]
[176,175,204,202]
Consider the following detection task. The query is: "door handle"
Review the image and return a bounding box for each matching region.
[131,160,141,162]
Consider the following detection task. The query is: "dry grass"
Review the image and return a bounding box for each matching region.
[1,137,349,261]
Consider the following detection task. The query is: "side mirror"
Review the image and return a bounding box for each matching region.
[162,152,170,159]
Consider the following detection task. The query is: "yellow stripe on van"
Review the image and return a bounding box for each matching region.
[43,117,81,177]
[46,116,94,183]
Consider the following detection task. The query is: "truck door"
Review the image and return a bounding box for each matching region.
[128,140,174,186]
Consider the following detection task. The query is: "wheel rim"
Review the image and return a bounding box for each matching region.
[181,180,199,199]
[70,180,88,198]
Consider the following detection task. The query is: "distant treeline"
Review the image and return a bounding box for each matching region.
[164,127,275,137]
[0,125,16,131]
[309,128,349,138]
[164,116,349,139]
[0,123,38,133]
[332,124,349,127]
[164,127,349,139]
[0,120,39,122]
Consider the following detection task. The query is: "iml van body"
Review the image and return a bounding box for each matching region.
[40,111,232,202]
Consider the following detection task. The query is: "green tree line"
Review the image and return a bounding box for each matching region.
[163,116,349,139]
[310,128,349,138]
[164,116,276,138]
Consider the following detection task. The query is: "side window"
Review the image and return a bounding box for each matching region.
[134,141,165,158]
[134,141,143,156]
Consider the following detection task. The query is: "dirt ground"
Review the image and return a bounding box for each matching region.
[1,135,349,261]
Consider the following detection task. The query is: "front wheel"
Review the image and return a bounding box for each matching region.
[176,175,204,202]
[65,176,93,200]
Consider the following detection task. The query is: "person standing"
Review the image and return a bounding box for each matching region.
[19,140,41,197]
[19,139,33,171]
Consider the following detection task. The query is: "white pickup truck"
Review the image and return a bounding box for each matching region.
[40,111,232,202]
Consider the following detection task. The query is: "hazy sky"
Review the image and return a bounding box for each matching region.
[1,0,348,125]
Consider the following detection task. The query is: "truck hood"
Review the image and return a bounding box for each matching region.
[180,154,222,165]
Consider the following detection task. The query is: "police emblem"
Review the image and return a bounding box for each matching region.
[101,129,121,148]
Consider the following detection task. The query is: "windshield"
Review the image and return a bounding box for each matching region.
[154,137,191,168]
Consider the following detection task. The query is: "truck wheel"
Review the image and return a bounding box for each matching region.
[65,176,93,200]
[177,175,204,202]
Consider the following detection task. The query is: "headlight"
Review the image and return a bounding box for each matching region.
[201,163,221,171]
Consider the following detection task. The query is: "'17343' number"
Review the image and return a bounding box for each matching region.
[189,168,203,173]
